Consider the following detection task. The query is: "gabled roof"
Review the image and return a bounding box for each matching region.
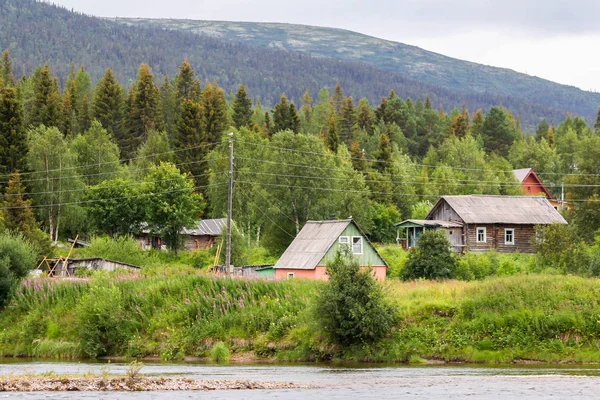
[274,219,352,270]
[394,219,463,228]
[513,168,553,199]
[181,218,227,236]
[427,195,567,225]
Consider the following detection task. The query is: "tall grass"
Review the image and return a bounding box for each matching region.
[3,270,600,363]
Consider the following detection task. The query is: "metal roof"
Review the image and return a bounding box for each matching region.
[274,219,353,270]
[395,219,463,228]
[181,218,227,236]
[513,168,532,183]
[427,195,567,225]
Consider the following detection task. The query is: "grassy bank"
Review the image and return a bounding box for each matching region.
[2,271,600,363]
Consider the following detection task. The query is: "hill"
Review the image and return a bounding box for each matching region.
[116,18,600,126]
[0,0,589,129]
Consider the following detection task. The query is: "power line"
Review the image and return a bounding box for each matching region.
[237,186,295,238]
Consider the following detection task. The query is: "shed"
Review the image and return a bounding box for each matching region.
[513,168,561,208]
[274,219,387,281]
[181,218,228,250]
[47,258,140,277]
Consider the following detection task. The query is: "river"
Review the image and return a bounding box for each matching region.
[1,360,599,399]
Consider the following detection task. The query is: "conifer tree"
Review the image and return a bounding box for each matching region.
[174,99,205,184]
[595,107,600,135]
[175,60,200,109]
[424,94,432,110]
[74,65,93,109]
[30,64,61,128]
[0,86,26,174]
[350,141,367,172]
[375,133,392,172]
[61,87,76,137]
[1,172,37,234]
[300,89,313,132]
[79,95,92,133]
[288,102,301,134]
[93,68,125,145]
[449,112,469,138]
[374,96,388,124]
[159,74,176,138]
[264,111,272,137]
[124,63,162,158]
[232,84,253,129]
[332,82,345,116]
[201,81,228,147]
[339,96,358,145]
[535,119,550,141]
[1,50,14,87]
[548,123,556,146]
[357,98,374,135]
[470,109,485,137]
[272,94,291,134]
[326,114,339,153]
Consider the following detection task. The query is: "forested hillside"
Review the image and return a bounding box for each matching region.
[0,0,585,129]
[117,18,600,127]
[1,45,599,256]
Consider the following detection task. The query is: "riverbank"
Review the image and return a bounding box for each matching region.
[2,272,600,364]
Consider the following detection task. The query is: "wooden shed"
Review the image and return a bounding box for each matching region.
[396,195,567,254]
[513,168,562,209]
[274,219,388,281]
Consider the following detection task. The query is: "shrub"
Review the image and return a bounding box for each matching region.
[403,230,456,280]
[0,232,38,307]
[314,247,396,347]
[79,236,145,266]
[210,341,231,363]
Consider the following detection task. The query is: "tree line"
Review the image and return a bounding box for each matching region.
[1,52,600,254]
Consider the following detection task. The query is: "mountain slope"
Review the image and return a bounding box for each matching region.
[116,18,600,125]
[0,0,583,129]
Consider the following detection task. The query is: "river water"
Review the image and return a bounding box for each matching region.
[1,360,599,399]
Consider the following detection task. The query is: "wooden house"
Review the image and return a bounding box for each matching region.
[513,168,561,209]
[395,195,567,254]
[274,219,388,281]
[136,218,228,251]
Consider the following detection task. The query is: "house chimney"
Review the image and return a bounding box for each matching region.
[330,215,337,220]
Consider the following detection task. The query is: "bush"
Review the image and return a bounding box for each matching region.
[0,232,38,307]
[403,230,456,280]
[314,247,396,347]
[78,236,145,266]
[210,341,231,363]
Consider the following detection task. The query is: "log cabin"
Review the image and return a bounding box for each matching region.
[395,195,567,254]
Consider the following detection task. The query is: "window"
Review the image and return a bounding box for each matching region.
[476,227,486,243]
[339,236,349,245]
[352,236,363,254]
[287,272,294,279]
[505,228,515,245]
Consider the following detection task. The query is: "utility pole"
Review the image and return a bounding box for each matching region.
[561,181,565,211]
[225,132,234,272]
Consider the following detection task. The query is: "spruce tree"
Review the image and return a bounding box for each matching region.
[0,87,26,174]
[339,96,357,145]
[326,114,339,153]
[201,81,228,147]
[1,50,14,87]
[535,119,550,141]
[93,68,125,145]
[159,74,176,138]
[79,95,92,133]
[288,102,301,134]
[174,99,205,184]
[30,64,61,128]
[61,87,76,137]
[264,111,272,137]
[300,89,313,132]
[1,172,37,234]
[424,94,432,110]
[124,63,162,158]
[375,133,392,172]
[272,94,291,134]
[332,82,344,116]
[175,60,200,109]
[595,107,600,135]
[350,141,367,171]
[470,109,485,137]
[357,98,374,136]
[232,84,253,129]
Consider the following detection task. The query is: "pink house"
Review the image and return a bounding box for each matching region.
[273,219,388,281]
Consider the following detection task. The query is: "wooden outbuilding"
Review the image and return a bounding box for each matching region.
[513,168,562,209]
[395,195,567,254]
[274,219,388,281]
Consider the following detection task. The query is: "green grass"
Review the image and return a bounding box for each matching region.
[2,270,600,364]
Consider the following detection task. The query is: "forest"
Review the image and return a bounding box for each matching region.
[0,50,600,262]
[0,0,589,129]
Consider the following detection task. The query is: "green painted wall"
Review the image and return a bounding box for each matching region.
[319,223,387,267]
[256,267,275,278]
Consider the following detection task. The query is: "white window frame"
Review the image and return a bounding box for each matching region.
[505,228,515,245]
[476,227,487,243]
[352,236,363,254]
[339,236,350,245]
[287,272,295,279]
